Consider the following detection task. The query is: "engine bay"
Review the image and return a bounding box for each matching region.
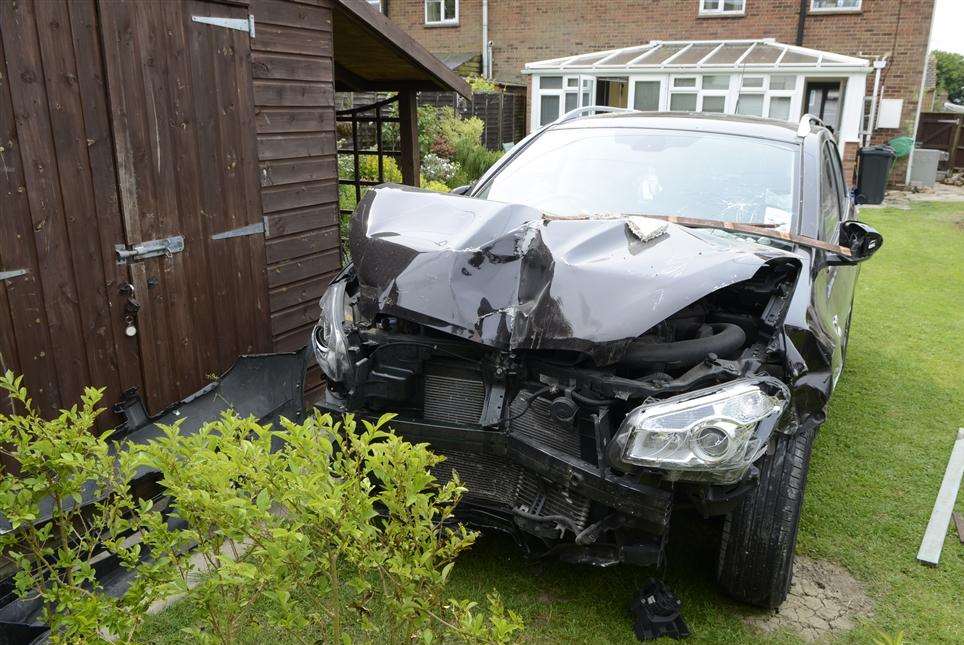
[315,259,799,565]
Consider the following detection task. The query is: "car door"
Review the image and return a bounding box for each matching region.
[813,139,858,387]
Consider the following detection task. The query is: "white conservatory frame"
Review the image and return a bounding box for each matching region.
[524,39,871,151]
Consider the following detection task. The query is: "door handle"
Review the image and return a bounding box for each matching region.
[119,282,140,337]
[115,235,184,264]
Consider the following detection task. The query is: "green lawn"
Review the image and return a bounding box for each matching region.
[142,200,964,643]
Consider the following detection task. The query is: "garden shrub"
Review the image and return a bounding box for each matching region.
[421,153,460,184]
[0,375,522,644]
[0,373,177,644]
[451,139,503,188]
[439,110,485,154]
[464,75,499,94]
[422,179,452,193]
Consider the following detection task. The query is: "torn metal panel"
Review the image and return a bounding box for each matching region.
[350,185,802,366]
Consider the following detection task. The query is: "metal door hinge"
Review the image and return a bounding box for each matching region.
[192,14,255,38]
[0,268,27,282]
[211,220,266,240]
[115,236,185,264]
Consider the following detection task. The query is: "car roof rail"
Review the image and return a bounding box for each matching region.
[545,105,639,129]
[797,113,825,137]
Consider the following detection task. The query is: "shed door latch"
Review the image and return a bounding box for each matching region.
[115,235,184,265]
[192,14,255,38]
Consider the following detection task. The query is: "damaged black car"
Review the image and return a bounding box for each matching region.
[313,112,882,609]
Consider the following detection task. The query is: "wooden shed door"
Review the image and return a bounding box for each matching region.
[98,0,271,413]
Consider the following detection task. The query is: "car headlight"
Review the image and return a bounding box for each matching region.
[311,280,353,385]
[616,379,789,483]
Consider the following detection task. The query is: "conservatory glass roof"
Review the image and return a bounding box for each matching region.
[524,39,869,72]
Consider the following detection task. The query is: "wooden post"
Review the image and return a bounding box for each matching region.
[398,89,420,187]
[949,115,963,171]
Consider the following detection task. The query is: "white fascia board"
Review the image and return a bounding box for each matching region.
[524,65,872,76]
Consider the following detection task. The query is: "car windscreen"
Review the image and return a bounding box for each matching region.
[476,127,799,230]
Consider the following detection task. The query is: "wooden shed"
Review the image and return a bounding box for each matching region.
[0,0,469,421]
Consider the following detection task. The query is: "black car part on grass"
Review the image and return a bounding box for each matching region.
[629,578,691,641]
[0,351,309,644]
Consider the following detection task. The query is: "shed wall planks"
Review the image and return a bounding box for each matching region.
[0,0,141,424]
[0,0,341,419]
[250,0,339,402]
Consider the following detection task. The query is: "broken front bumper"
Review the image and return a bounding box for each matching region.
[318,393,674,566]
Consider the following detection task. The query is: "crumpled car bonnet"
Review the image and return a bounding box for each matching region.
[349,185,799,365]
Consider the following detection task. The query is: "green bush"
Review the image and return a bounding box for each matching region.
[415,106,504,188]
[0,373,177,644]
[359,154,403,183]
[418,105,445,160]
[0,375,523,644]
[451,139,503,188]
[440,110,485,153]
[464,75,499,94]
[422,179,452,193]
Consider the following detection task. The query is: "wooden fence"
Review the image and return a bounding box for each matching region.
[419,91,526,151]
[916,112,963,170]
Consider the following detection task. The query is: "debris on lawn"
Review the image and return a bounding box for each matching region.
[744,556,874,642]
[941,170,964,187]
[916,428,964,566]
[628,578,690,641]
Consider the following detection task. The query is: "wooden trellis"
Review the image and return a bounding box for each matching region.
[336,95,402,217]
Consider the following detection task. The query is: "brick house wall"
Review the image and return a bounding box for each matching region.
[387,0,935,181]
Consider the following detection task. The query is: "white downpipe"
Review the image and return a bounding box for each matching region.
[907,6,938,185]
[482,0,489,79]
[865,59,885,147]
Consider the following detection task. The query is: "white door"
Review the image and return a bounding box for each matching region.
[578,75,596,110]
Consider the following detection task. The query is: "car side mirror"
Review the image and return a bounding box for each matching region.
[450,184,473,195]
[836,220,883,264]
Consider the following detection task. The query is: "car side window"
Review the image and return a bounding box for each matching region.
[819,142,842,243]
[827,142,850,220]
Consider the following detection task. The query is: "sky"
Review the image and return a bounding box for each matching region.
[929,0,964,54]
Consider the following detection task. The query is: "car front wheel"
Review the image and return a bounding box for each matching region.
[716,425,816,609]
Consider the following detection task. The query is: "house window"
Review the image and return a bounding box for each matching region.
[538,77,564,126]
[768,96,792,120]
[699,0,746,16]
[540,95,560,126]
[669,75,732,113]
[810,0,861,13]
[736,94,764,117]
[633,80,661,111]
[425,0,458,25]
[366,0,384,13]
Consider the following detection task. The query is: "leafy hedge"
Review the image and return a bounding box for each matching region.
[0,373,522,644]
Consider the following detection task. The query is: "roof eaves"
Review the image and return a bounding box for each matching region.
[524,38,870,72]
[334,0,471,98]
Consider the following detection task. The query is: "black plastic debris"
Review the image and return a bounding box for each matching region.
[629,579,690,641]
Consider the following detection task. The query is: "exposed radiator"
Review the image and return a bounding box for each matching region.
[423,370,592,532]
[423,361,485,425]
[510,390,591,529]
[510,393,581,457]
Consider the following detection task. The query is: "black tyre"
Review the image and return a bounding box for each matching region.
[716,425,816,609]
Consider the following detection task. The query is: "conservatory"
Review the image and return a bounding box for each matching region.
[523,39,871,150]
